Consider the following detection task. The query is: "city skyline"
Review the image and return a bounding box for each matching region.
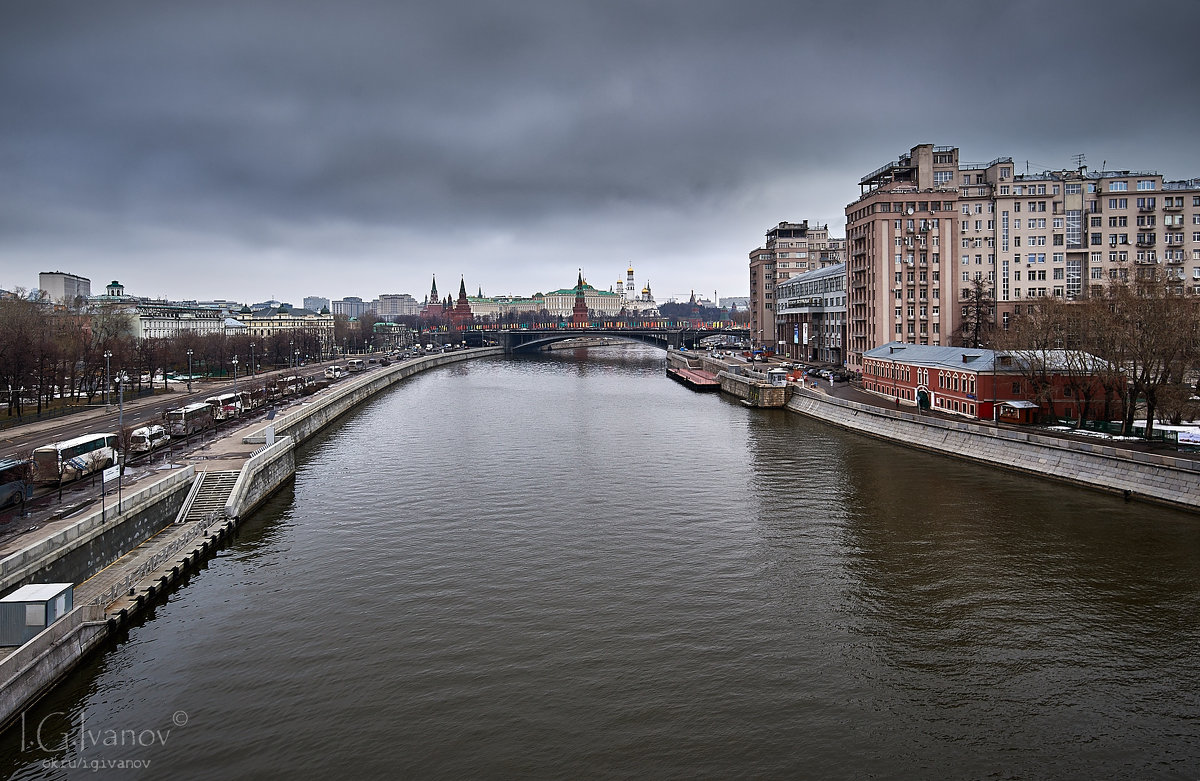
[3,1,1199,304]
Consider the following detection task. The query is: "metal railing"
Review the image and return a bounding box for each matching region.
[89,509,227,608]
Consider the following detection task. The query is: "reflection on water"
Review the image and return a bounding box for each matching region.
[3,344,1198,780]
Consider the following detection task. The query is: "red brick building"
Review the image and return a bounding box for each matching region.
[861,343,1113,423]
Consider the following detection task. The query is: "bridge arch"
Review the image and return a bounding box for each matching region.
[496,327,749,354]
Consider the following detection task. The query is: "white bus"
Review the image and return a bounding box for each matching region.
[32,433,119,485]
[204,392,242,421]
[325,366,345,380]
[129,425,170,454]
[166,402,213,436]
[347,359,365,373]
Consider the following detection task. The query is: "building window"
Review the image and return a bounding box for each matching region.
[1137,180,1156,191]
[1110,181,1128,191]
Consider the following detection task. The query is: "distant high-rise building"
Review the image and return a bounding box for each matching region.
[748,222,843,348]
[375,293,420,319]
[332,296,373,318]
[304,296,330,313]
[38,271,91,304]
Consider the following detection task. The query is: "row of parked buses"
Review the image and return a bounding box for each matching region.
[9,370,346,497]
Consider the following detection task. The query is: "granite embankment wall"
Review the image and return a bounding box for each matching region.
[0,604,108,731]
[225,438,295,519]
[0,470,195,595]
[666,350,787,407]
[243,348,503,447]
[787,387,1200,511]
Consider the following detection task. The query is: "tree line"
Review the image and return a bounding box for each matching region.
[958,278,1200,436]
[0,296,382,419]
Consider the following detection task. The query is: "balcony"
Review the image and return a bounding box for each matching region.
[1164,202,1183,211]
[1136,240,1155,248]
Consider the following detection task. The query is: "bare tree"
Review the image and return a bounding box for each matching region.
[957,279,996,349]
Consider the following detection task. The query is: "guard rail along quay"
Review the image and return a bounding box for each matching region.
[242,347,503,447]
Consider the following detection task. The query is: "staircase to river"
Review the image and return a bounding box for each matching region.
[177,470,239,524]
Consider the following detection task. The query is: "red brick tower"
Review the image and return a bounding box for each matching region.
[449,277,474,331]
[571,271,589,326]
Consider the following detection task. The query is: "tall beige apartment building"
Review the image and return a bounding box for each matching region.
[844,143,1200,370]
[748,221,844,348]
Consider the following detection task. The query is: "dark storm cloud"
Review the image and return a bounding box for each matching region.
[2,0,1199,300]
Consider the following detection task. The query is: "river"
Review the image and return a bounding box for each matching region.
[3,344,1199,779]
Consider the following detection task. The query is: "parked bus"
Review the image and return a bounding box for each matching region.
[165,402,213,436]
[347,359,365,372]
[0,457,32,511]
[204,392,242,421]
[278,375,304,396]
[129,425,170,454]
[32,433,119,485]
[241,388,267,411]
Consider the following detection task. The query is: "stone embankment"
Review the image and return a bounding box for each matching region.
[785,387,1200,512]
[665,350,787,407]
[671,347,1199,512]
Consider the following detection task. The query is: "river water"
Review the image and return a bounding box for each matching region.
[3,345,1199,779]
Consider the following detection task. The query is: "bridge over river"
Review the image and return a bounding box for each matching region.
[489,325,748,353]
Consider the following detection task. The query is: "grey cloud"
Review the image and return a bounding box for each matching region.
[2,0,1199,301]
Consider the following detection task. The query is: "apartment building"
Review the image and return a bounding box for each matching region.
[332,296,373,318]
[748,221,843,348]
[844,143,1200,370]
[774,263,847,364]
[375,293,421,319]
[39,271,91,303]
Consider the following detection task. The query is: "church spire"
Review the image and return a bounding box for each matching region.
[430,275,438,302]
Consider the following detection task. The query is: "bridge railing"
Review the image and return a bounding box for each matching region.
[489,321,740,331]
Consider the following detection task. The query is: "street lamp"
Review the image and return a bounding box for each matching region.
[116,372,125,509]
[250,343,256,377]
[289,340,294,370]
[294,349,300,369]
[231,356,239,393]
[186,349,193,393]
[103,350,112,411]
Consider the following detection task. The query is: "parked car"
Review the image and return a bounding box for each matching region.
[129,425,170,454]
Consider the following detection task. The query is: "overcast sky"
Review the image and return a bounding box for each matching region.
[4,0,1199,306]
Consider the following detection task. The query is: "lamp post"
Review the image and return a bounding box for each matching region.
[289,340,294,371]
[103,351,112,411]
[116,373,125,509]
[250,343,256,377]
[186,349,193,393]
[231,356,239,393]
[295,349,300,370]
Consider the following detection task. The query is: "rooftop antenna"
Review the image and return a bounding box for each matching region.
[1072,153,1086,171]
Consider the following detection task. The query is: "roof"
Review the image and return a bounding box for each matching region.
[247,307,326,319]
[1,583,73,602]
[862,342,1109,373]
[545,285,619,297]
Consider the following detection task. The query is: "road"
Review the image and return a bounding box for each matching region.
[0,357,359,461]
